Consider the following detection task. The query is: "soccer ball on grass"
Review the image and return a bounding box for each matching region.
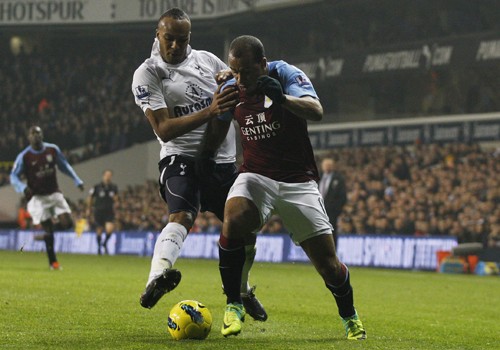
[167,300,212,340]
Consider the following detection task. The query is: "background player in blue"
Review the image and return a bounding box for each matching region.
[10,126,84,270]
[132,8,267,320]
[198,35,366,339]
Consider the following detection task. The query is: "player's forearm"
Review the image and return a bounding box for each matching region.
[147,86,238,142]
[56,151,84,186]
[10,158,26,193]
[9,173,26,193]
[282,95,323,121]
[148,108,213,143]
[59,164,84,186]
[86,197,93,210]
[199,118,231,156]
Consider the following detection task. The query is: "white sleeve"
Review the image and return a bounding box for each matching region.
[203,51,228,76]
[214,56,228,73]
[132,65,166,113]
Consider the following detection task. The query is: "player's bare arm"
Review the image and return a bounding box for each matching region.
[86,195,93,217]
[145,86,239,142]
[194,117,232,179]
[200,117,232,156]
[281,95,323,122]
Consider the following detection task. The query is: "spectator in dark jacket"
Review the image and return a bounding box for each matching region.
[319,157,347,248]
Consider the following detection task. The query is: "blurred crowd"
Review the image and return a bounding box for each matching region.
[331,142,500,248]
[2,0,500,180]
[17,142,492,248]
[0,49,151,185]
[2,2,500,249]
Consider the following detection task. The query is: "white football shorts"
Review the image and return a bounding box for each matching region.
[227,172,333,244]
[27,192,72,225]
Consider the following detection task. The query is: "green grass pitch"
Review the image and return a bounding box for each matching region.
[1,250,499,349]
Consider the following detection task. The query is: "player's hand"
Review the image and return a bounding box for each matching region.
[23,187,33,200]
[215,69,233,84]
[78,184,84,192]
[210,83,239,117]
[256,75,286,104]
[195,151,216,181]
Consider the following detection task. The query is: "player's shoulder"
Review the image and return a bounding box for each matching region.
[268,60,294,74]
[221,78,237,91]
[191,49,226,68]
[43,142,60,151]
[134,58,160,79]
[269,60,315,95]
[270,60,309,81]
[192,49,220,61]
[19,145,32,154]
[15,145,32,161]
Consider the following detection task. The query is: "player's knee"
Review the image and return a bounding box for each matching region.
[224,199,260,234]
[58,214,74,230]
[169,211,195,231]
[224,209,258,235]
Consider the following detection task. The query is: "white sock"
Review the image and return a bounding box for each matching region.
[147,222,188,286]
[240,245,256,293]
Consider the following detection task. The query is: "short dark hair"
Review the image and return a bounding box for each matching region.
[29,125,42,133]
[229,35,265,62]
[158,8,190,25]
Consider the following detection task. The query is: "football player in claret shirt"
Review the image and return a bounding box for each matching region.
[10,126,84,270]
[131,8,267,321]
[198,35,366,339]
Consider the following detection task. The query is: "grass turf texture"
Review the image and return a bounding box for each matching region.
[1,250,499,350]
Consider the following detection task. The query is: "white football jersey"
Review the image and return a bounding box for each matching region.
[132,39,236,163]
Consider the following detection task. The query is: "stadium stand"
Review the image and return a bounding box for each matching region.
[329,142,499,247]
[1,1,499,164]
[0,48,151,164]
[1,1,499,244]
[62,142,499,248]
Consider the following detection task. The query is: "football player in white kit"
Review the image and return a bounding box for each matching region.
[132,8,267,321]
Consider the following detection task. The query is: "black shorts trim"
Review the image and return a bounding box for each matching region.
[158,155,237,220]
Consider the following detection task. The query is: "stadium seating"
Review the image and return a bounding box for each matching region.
[1,1,498,244]
[61,143,499,249]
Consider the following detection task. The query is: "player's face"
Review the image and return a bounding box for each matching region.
[102,170,112,183]
[156,17,191,64]
[28,126,43,149]
[228,51,267,95]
